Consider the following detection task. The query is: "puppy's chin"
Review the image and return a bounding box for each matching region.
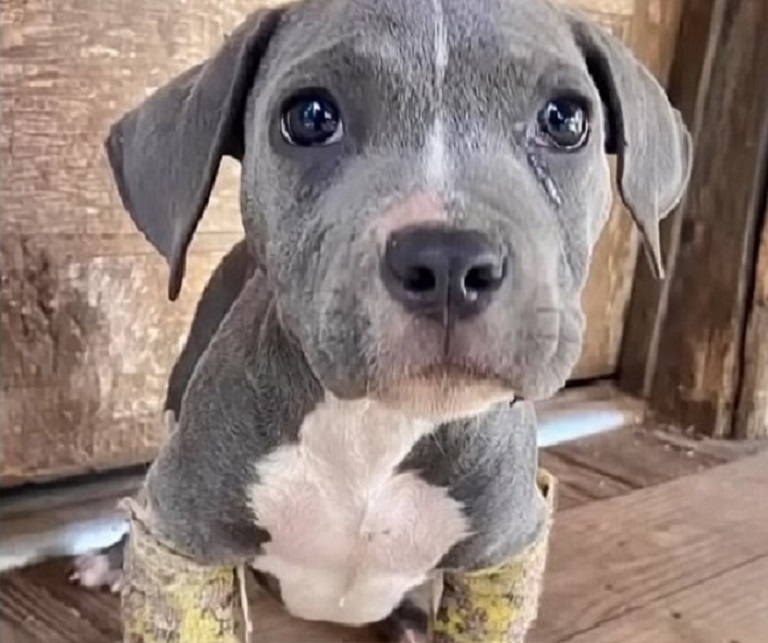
[369,373,515,422]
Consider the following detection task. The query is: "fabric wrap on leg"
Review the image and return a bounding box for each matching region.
[121,496,241,643]
[432,470,556,643]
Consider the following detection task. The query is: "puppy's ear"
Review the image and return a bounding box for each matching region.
[105,8,285,300]
[569,14,693,278]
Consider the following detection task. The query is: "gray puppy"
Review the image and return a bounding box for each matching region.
[73,0,691,639]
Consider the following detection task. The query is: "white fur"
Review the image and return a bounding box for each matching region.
[248,396,470,626]
[432,0,449,72]
[426,0,449,188]
[426,118,447,188]
[70,553,125,593]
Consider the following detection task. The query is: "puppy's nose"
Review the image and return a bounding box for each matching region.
[382,227,507,319]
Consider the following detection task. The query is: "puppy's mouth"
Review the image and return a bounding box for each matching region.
[368,363,516,421]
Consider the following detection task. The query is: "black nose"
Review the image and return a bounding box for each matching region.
[382,227,507,320]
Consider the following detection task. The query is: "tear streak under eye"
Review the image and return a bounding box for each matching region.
[527,153,562,208]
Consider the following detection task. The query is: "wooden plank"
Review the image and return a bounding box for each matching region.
[0,566,119,643]
[530,450,768,642]
[735,203,768,438]
[0,620,35,643]
[539,450,634,509]
[539,420,764,510]
[620,0,768,437]
[561,0,687,381]
[619,0,720,396]
[549,556,768,643]
[0,249,232,486]
[0,0,259,483]
[628,0,687,84]
[543,425,728,490]
[0,563,111,643]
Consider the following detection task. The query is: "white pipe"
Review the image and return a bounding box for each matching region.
[537,408,637,448]
[0,516,128,572]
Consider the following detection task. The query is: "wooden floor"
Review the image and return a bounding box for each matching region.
[1,427,766,643]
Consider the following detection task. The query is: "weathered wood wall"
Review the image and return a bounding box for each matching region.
[567,0,685,380]
[1,0,684,485]
[1,0,251,485]
[620,0,768,438]
[735,202,768,439]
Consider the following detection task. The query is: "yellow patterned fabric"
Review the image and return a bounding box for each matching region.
[121,499,242,643]
[433,470,556,643]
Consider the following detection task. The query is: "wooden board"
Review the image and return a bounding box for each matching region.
[562,0,686,380]
[621,0,768,437]
[619,0,722,398]
[735,202,768,438]
[530,450,768,643]
[551,557,768,643]
[1,0,684,484]
[1,0,250,484]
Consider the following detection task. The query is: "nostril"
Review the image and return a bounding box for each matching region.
[402,266,437,293]
[464,261,505,294]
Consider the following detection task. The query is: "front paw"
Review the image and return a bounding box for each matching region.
[69,551,124,594]
[372,600,430,643]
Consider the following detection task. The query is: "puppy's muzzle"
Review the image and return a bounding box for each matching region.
[381,226,507,320]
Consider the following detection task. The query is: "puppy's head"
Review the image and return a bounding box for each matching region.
[106,0,691,418]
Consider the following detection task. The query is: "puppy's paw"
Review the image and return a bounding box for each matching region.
[392,630,429,643]
[372,601,430,643]
[69,552,125,594]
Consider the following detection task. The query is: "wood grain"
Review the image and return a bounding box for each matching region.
[735,203,768,438]
[541,424,727,496]
[564,0,686,380]
[619,0,721,398]
[530,450,768,642]
[0,0,254,484]
[0,246,232,484]
[551,556,768,643]
[640,0,768,437]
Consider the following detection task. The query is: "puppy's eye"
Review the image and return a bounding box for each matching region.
[536,97,589,151]
[281,92,343,147]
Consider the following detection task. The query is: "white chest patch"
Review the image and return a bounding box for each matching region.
[248,396,470,626]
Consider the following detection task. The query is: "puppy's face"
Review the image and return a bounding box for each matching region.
[245,0,603,412]
[106,0,691,416]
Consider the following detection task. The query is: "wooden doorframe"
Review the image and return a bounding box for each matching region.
[618,0,768,439]
[735,201,768,439]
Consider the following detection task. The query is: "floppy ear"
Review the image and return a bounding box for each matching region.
[569,14,693,278]
[105,8,285,300]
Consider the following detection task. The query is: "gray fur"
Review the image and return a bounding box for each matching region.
[164,239,257,416]
[102,0,691,636]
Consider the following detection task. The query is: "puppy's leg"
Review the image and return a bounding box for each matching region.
[164,239,255,417]
[70,534,128,593]
[72,241,255,591]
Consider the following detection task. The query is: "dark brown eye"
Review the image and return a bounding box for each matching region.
[536,97,590,150]
[281,91,343,147]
